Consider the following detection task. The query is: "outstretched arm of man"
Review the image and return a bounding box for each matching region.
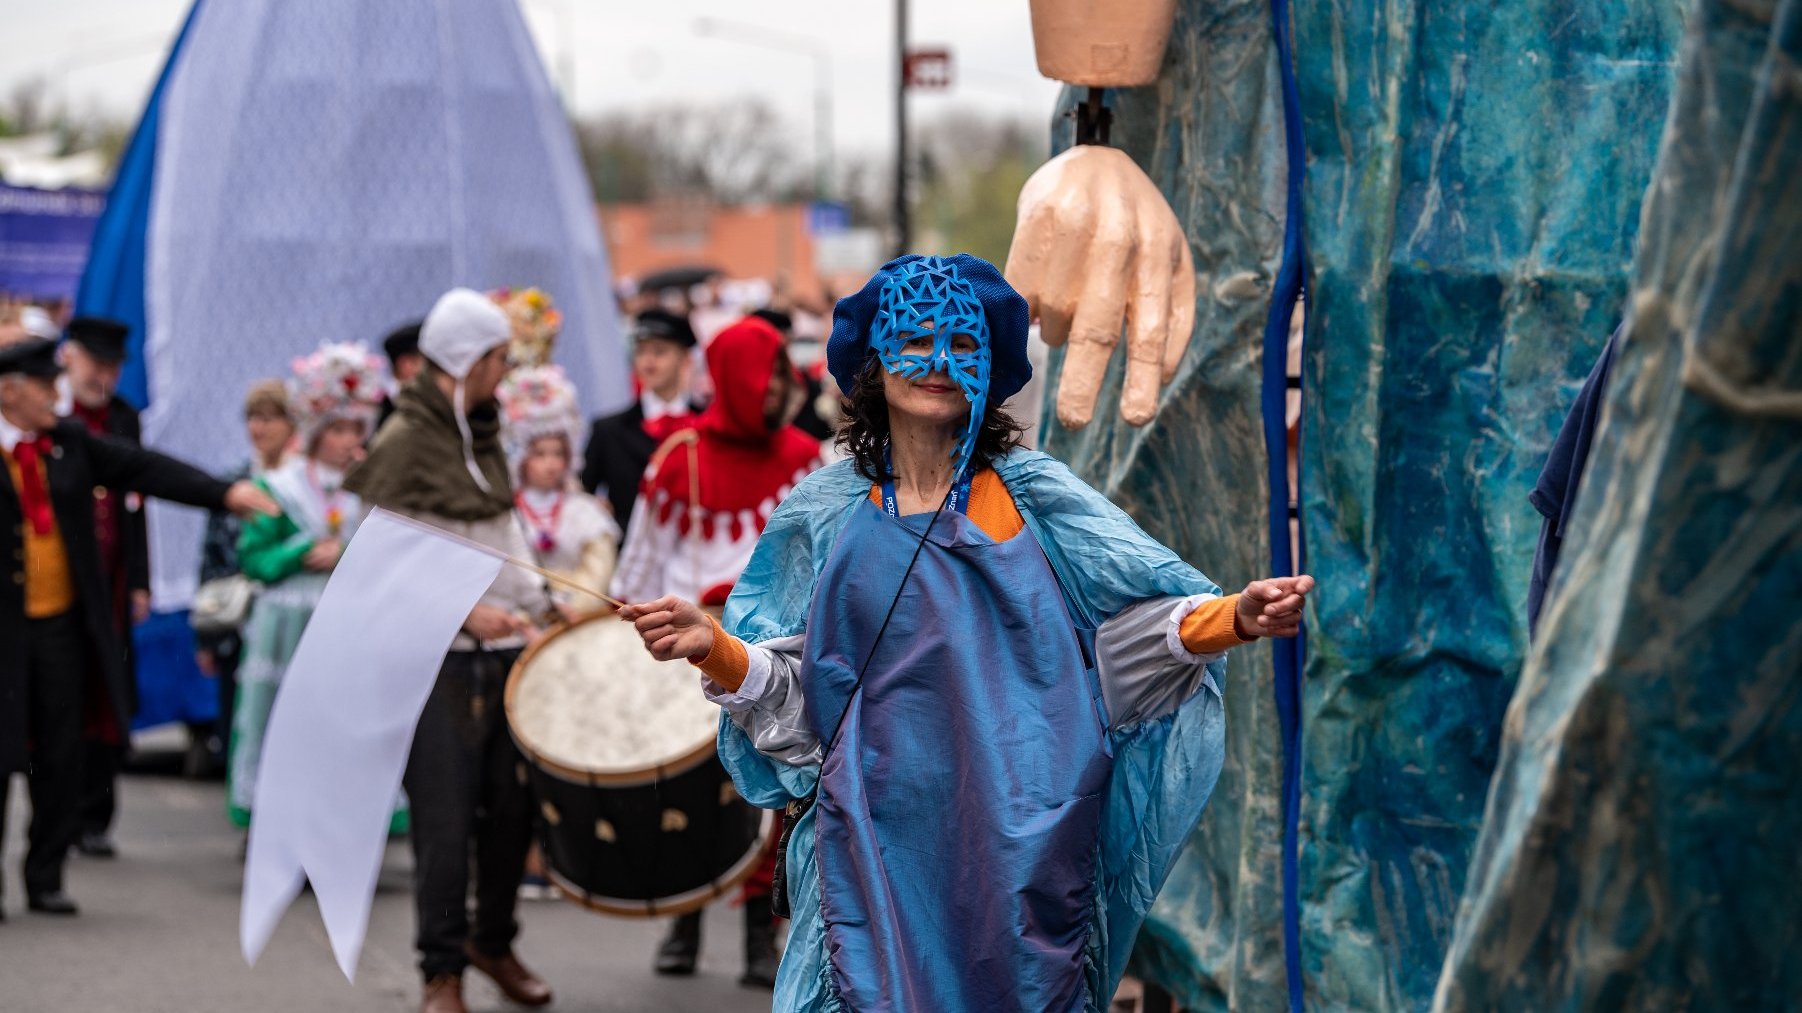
[83,427,278,517]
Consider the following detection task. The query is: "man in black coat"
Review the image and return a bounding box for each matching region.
[57,316,149,857]
[0,338,276,917]
[580,309,699,530]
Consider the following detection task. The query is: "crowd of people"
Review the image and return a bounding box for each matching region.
[2,256,1311,1013]
[0,279,839,1007]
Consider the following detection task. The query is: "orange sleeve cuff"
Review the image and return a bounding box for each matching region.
[1180,593,1255,654]
[693,613,751,692]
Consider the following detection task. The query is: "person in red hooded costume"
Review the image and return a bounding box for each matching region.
[611,315,823,610]
[609,314,823,987]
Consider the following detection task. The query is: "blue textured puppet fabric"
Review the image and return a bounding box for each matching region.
[1434,0,1802,1006]
[1037,0,1685,1008]
[716,450,1229,1012]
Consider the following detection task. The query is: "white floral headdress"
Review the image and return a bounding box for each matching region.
[289,341,388,447]
[496,364,583,476]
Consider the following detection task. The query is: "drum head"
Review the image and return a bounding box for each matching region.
[506,610,724,784]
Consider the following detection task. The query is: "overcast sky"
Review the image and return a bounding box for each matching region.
[0,0,1062,156]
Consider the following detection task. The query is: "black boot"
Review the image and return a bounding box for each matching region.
[739,895,779,989]
[654,911,702,976]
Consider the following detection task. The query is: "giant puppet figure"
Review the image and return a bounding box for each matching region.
[1011,1,1799,1012]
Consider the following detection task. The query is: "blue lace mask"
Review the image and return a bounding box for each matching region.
[870,258,992,474]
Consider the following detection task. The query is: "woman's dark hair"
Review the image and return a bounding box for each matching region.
[836,360,1027,483]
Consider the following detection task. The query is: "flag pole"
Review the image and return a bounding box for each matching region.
[371,507,627,610]
[508,555,627,610]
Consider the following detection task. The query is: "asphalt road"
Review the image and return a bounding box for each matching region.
[0,771,776,1013]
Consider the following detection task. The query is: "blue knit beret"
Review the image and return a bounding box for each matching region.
[828,254,1031,403]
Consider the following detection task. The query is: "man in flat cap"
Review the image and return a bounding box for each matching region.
[56,316,147,858]
[0,338,276,917]
[580,308,700,530]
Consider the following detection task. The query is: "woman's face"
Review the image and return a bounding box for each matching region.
[520,435,569,491]
[246,411,294,462]
[881,328,979,432]
[310,418,367,470]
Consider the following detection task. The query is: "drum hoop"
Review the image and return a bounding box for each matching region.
[542,807,778,919]
[504,608,722,787]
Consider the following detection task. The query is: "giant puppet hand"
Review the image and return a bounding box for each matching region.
[1005,144,1195,429]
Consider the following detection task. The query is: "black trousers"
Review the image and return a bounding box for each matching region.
[403,648,534,980]
[0,611,90,895]
[79,738,121,835]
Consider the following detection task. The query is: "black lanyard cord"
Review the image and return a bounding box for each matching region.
[817,481,954,767]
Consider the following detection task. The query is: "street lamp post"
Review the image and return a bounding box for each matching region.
[895,0,910,256]
[693,18,834,202]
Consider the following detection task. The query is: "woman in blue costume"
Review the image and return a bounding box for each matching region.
[621,254,1313,1012]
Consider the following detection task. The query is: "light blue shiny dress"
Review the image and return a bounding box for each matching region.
[719,451,1230,1012]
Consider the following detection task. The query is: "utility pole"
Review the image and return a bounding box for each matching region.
[894,0,911,256]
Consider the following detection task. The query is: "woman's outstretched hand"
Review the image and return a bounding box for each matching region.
[1235,575,1316,639]
[619,595,716,662]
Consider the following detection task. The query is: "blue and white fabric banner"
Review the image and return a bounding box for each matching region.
[78,0,629,609]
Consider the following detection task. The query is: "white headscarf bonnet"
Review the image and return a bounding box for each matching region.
[419,287,511,491]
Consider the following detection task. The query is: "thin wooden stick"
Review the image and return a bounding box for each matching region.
[506,555,626,610]
[372,506,628,609]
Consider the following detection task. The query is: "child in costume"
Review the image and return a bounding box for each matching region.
[497,365,619,618]
[229,342,403,832]
[621,255,1314,1012]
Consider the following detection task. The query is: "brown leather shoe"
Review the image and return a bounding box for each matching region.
[419,974,466,1013]
[464,945,553,1007]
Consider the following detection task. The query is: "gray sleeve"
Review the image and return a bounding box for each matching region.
[1096,595,1226,729]
[703,634,820,766]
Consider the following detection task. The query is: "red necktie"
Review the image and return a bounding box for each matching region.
[10,436,56,537]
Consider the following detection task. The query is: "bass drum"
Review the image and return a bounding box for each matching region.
[505,609,772,917]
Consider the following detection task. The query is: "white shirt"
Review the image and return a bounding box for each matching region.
[640,389,691,422]
[0,409,33,453]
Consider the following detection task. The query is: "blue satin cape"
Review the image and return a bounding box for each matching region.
[719,451,1229,1012]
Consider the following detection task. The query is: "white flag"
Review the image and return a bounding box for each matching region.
[240,508,505,980]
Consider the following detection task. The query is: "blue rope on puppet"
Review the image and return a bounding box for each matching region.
[829,254,1031,478]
